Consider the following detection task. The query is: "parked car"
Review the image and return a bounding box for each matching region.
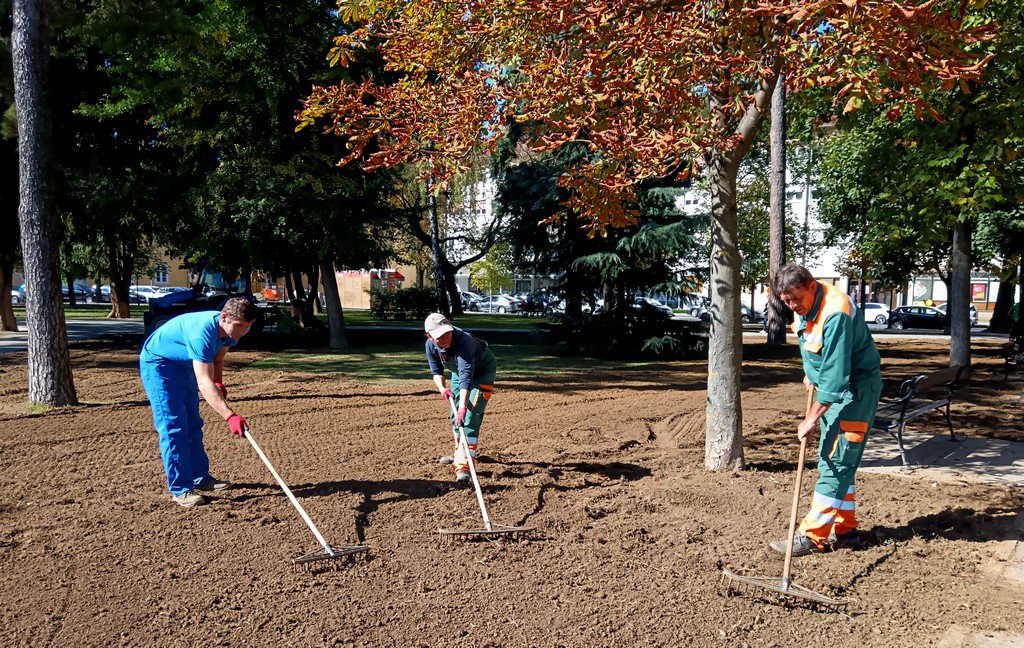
[96,285,146,303]
[481,294,521,314]
[61,284,92,303]
[459,291,484,312]
[632,296,674,320]
[861,302,891,325]
[686,296,711,320]
[740,304,763,323]
[10,288,24,305]
[132,286,165,302]
[934,303,979,326]
[888,305,948,330]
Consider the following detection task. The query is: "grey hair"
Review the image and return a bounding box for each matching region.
[773,264,815,294]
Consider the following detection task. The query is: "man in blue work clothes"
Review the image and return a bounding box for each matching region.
[770,264,882,556]
[140,298,257,507]
[424,313,496,485]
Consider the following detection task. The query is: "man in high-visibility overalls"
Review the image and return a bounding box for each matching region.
[424,313,496,485]
[770,264,882,556]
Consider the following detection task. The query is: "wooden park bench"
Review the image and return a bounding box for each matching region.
[872,364,971,468]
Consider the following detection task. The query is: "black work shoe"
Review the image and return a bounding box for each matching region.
[769,532,820,557]
[455,469,471,486]
[196,476,231,492]
[827,530,862,550]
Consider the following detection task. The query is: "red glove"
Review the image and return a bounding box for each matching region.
[215,381,228,399]
[455,406,468,427]
[227,413,247,437]
[441,388,453,402]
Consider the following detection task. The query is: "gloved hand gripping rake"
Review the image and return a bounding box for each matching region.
[436,398,534,540]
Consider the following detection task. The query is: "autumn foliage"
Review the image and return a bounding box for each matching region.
[301,0,995,230]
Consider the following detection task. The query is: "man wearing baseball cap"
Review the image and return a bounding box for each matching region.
[424,313,497,485]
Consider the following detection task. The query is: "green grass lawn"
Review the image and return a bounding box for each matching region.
[249,342,656,383]
[14,304,149,319]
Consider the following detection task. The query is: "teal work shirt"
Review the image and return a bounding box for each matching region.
[796,284,881,405]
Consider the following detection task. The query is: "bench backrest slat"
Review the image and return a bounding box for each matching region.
[915,364,968,393]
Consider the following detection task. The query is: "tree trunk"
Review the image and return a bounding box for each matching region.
[320,259,348,349]
[12,0,77,406]
[704,151,744,470]
[767,75,789,346]
[949,219,971,367]
[429,189,451,317]
[106,233,133,318]
[309,263,323,314]
[0,261,18,332]
[65,273,76,306]
[988,258,1018,332]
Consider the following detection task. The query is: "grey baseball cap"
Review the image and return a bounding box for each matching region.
[424,312,454,338]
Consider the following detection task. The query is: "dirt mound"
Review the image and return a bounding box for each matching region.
[0,338,1021,646]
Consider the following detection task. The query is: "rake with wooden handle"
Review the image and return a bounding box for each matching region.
[721,389,847,608]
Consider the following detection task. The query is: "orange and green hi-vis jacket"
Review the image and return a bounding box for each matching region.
[792,281,881,405]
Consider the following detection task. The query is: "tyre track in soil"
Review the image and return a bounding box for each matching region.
[0,340,1022,646]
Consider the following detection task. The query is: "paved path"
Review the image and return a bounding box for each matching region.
[0,318,143,355]
[860,429,1024,488]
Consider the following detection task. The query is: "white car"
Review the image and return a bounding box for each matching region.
[482,294,521,314]
[861,302,891,325]
[935,303,979,326]
[132,286,165,302]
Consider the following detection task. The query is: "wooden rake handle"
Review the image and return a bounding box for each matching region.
[781,388,816,588]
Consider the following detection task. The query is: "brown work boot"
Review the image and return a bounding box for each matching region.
[172,490,207,508]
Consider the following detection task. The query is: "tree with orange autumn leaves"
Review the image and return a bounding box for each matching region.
[301,0,997,470]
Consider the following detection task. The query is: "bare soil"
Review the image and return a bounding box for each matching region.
[0,337,1021,647]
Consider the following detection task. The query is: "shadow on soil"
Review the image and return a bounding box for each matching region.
[488,457,652,482]
[230,478,448,543]
[865,506,1024,545]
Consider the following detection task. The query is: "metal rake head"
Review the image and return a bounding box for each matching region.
[292,544,369,566]
[721,568,847,609]
[436,524,535,542]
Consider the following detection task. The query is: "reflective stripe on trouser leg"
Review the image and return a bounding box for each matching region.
[798,379,880,546]
[450,350,496,474]
[141,359,203,496]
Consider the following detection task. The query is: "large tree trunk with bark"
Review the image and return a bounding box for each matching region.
[0,261,18,332]
[704,150,744,471]
[767,76,789,346]
[988,258,1019,333]
[13,0,77,406]
[949,219,972,367]
[320,259,348,349]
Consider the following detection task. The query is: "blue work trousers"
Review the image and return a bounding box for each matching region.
[140,358,210,495]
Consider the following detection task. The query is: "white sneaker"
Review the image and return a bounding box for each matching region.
[172,490,207,508]
[439,456,455,465]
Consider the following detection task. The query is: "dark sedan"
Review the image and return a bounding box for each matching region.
[888,305,948,330]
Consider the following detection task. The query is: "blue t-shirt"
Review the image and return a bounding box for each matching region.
[141,311,237,365]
